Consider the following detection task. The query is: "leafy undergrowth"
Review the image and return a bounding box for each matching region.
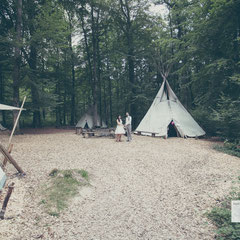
[213,141,240,158]
[39,169,89,217]
[207,179,240,239]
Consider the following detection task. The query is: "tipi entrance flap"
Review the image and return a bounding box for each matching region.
[167,121,180,137]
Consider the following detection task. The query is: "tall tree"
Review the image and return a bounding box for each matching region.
[12,0,23,128]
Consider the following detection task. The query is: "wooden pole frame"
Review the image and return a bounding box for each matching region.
[0,144,25,175]
[0,182,15,220]
[1,96,26,171]
[2,144,13,168]
[8,96,26,146]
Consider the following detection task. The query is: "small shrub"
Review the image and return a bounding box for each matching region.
[214,141,240,158]
[78,169,89,180]
[191,108,217,136]
[207,179,240,239]
[49,211,60,217]
[39,199,46,205]
[63,170,73,178]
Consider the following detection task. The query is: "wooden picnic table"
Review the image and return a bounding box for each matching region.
[76,128,115,138]
[82,131,95,138]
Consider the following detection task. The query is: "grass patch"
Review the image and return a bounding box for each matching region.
[213,142,240,158]
[78,169,89,180]
[40,169,89,216]
[207,178,240,239]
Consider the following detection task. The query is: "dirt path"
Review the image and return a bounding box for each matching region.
[0,131,239,240]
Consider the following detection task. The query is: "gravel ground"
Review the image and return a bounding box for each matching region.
[0,130,239,240]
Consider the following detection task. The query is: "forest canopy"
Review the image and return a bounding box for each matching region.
[0,0,239,141]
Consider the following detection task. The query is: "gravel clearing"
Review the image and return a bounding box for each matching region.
[0,130,239,240]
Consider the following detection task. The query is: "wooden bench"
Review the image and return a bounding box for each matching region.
[136,131,159,137]
[82,131,95,138]
[79,128,116,139]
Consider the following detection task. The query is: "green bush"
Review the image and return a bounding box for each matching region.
[191,108,218,136]
[191,92,240,143]
[212,94,240,141]
[207,184,240,239]
[214,141,240,158]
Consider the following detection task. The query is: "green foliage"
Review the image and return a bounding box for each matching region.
[207,184,240,240]
[212,94,240,141]
[171,0,240,142]
[78,169,89,180]
[191,108,217,136]
[214,141,240,158]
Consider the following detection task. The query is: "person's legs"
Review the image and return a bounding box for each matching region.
[126,125,130,141]
[126,125,132,141]
[129,125,132,140]
[119,134,122,142]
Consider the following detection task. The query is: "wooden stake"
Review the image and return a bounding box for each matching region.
[0,144,25,175]
[0,182,14,220]
[2,144,13,168]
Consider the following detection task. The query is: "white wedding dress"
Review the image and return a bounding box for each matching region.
[115,119,125,134]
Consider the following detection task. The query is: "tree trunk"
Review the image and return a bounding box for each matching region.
[63,50,68,126]
[119,0,136,127]
[27,1,41,128]
[55,82,61,127]
[0,65,6,125]
[68,14,76,126]
[103,76,107,126]
[108,77,113,127]
[63,77,67,126]
[70,42,75,126]
[12,0,22,130]
[91,5,99,127]
[29,45,41,128]
[97,33,102,125]
[79,6,95,119]
[126,18,136,126]
[107,61,113,127]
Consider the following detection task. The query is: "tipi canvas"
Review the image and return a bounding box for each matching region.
[0,103,22,111]
[76,107,107,129]
[135,79,205,138]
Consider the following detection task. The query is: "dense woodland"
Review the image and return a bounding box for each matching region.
[0,0,239,141]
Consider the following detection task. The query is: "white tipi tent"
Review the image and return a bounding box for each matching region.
[76,106,107,129]
[135,79,205,138]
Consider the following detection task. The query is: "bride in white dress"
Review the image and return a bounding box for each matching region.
[115,115,125,142]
